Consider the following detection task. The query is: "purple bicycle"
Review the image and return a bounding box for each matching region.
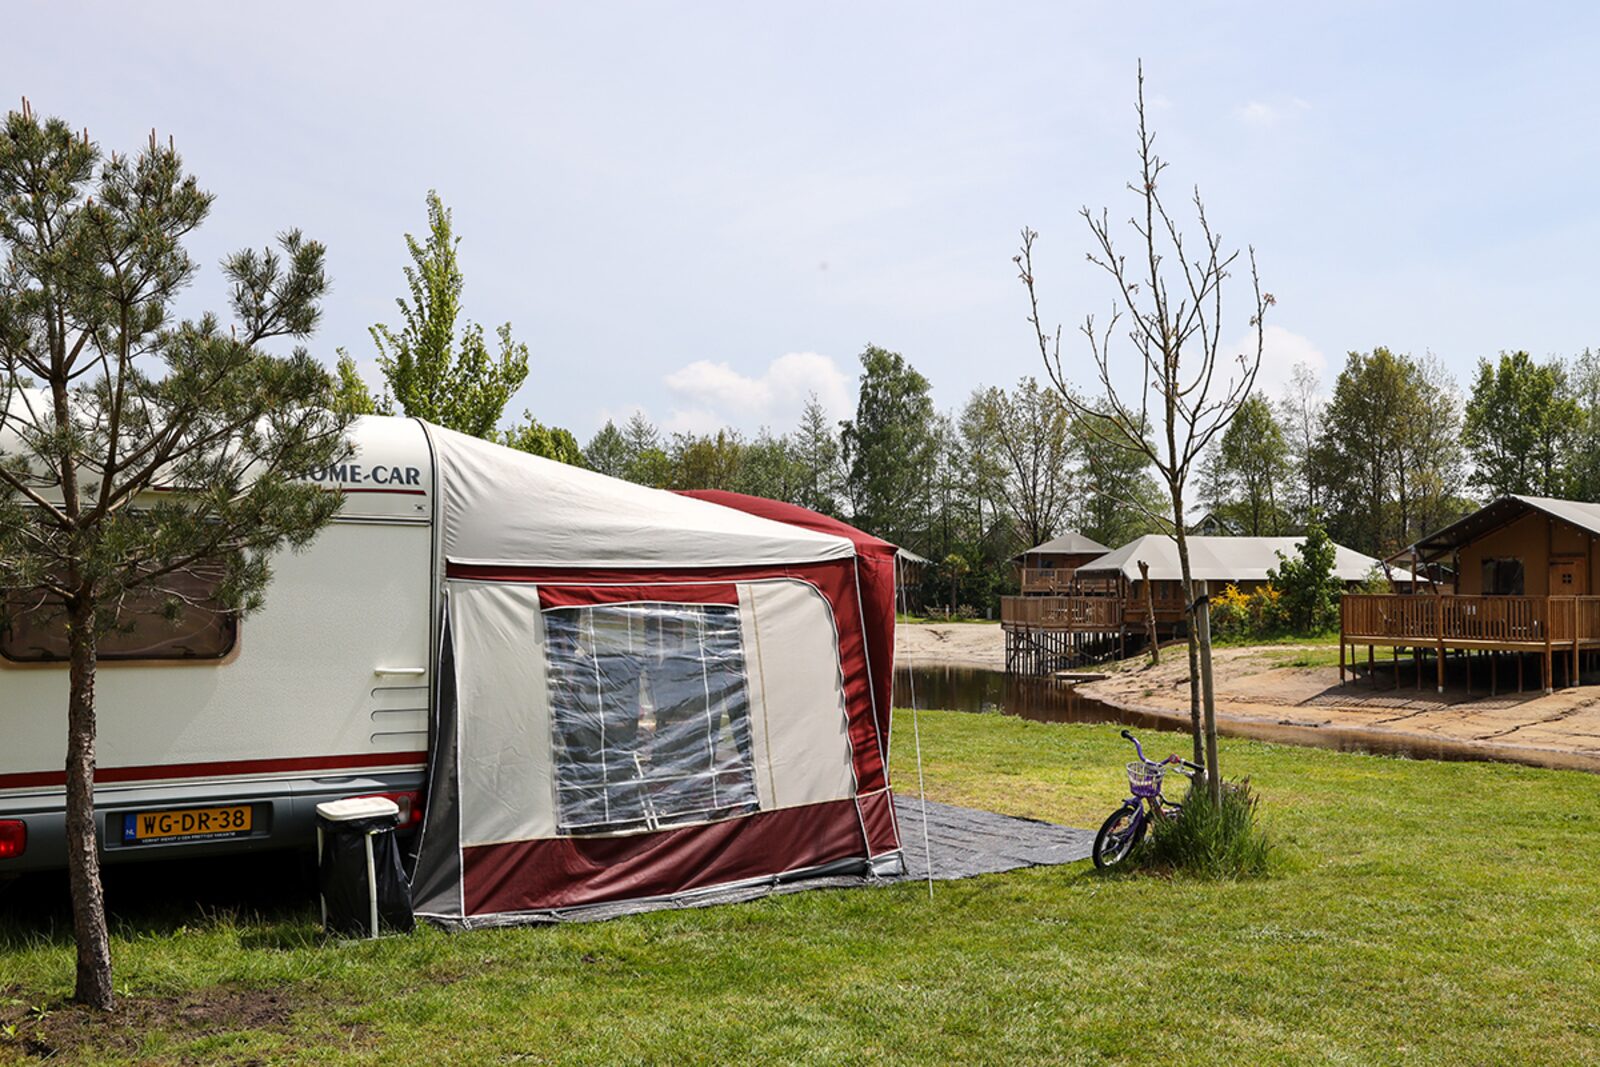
[1092,729,1204,869]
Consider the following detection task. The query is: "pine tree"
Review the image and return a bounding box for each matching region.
[792,393,842,516]
[0,104,349,1009]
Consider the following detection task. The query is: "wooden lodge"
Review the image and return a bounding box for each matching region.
[1014,532,1109,595]
[1004,533,1381,674]
[1341,495,1600,694]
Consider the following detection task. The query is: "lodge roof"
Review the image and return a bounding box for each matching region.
[1074,534,1381,584]
[1015,532,1111,560]
[1410,495,1600,560]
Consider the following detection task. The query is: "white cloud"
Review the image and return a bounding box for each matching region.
[1235,324,1327,399]
[660,351,851,435]
[1236,97,1310,127]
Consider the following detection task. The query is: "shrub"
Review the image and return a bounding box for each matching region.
[1268,521,1343,634]
[1209,583,1281,641]
[1132,778,1273,878]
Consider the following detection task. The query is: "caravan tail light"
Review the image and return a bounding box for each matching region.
[354,791,423,828]
[0,820,26,859]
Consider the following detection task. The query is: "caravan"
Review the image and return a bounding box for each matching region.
[1,417,902,922]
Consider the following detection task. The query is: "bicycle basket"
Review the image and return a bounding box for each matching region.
[1126,761,1164,798]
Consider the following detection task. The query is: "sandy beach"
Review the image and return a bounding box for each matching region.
[894,623,1600,772]
[894,623,1007,670]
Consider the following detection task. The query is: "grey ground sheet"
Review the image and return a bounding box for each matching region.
[892,796,1096,882]
[443,797,1094,928]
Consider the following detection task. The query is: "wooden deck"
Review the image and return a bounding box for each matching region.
[1340,594,1600,693]
[1000,595,1127,674]
[1017,568,1076,595]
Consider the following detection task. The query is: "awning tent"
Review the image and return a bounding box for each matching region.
[411,429,902,926]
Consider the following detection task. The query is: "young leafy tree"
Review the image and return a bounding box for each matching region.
[839,344,937,546]
[1018,64,1270,794]
[0,104,348,1009]
[363,191,529,437]
[331,351,379,416]
[1462,350,1580,499]
[1267,521,1343,634]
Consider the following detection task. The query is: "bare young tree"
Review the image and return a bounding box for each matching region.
[1016,63,1271,796]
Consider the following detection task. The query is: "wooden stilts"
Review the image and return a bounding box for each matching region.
[1491,651,1497,697]
[1368,645,1376,689]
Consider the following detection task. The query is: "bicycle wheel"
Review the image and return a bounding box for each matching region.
[1092,802,1146,869]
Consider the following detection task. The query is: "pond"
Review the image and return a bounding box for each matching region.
[891,664,1582,770]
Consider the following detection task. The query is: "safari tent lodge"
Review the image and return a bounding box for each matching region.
[1340,495,1600,694]
[1003,533,1380,674]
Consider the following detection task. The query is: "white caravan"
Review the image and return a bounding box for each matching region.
[1,416,438,870]
[0,413,892,894]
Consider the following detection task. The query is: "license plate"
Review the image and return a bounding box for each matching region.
[122,805,253,844]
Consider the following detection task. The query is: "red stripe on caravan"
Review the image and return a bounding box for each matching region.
[535,583,739,610]
[0,751,428,791]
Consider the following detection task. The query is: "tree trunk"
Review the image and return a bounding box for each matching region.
[1138,559,1159,666]
[1172,516,1205,768]
[65,601,113,1011]
[1193,579,1223,803]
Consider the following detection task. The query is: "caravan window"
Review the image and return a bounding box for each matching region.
[542,601,759,835]
[0,568,238,664]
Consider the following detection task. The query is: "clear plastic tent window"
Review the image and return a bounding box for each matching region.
[543,601,760,835]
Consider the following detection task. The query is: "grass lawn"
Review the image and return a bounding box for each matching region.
[4,711,1599,1064]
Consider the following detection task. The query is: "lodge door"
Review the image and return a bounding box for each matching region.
[1549,557,1586,596]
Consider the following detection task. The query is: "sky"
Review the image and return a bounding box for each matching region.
[10,2,1600,441]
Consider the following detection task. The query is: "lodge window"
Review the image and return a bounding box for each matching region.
[0,568,238,664]
[542,601,759,836]
[1481,558,1525,597]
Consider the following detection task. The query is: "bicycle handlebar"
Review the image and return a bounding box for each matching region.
[1120,729,1147,763]
[1122,729,1204,773]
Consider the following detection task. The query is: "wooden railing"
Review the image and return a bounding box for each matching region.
[1341,594,1600,645]
[1001,595,1121,631]
[1019,568,1076,594]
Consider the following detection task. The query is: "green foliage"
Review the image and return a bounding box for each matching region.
[0,104,349,630]
[331,351,378,416]
[840,345,938,545]
[1462,350,1581,498]
[791,393,842,517]
[966,378,1076,548]
[0,103,349,1008]
[366,191,530,438]
[1314,348,1466,556]
[1268,521,1344,634]
[581,420,629,477]
[1075,408,1167,547]
[1132,777,1273,878]
[1202,394,1292,535]
[1207,583,1280,640]
[501,413,583,466]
